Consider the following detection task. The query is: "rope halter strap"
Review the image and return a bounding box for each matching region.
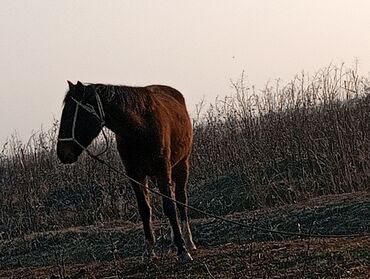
[58,92,108,155]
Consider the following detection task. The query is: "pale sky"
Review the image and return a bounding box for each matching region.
[1,0,370,145]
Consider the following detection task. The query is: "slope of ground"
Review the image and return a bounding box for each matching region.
[0,192,369,278]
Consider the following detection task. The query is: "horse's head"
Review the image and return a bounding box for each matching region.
[57,81,104,164]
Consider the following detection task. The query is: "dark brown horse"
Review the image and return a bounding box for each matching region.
[57,81,196,263]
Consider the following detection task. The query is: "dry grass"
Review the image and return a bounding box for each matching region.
[190,65,370,215]
[0,64,369,239]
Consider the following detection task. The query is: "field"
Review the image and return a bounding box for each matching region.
[1,65,370,278]
[0,192,369,278]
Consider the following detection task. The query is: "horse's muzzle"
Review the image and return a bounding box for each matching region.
[57,141,79,164]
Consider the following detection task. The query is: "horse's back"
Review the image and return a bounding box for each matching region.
[146,85,186,106]
[145,85,190,128]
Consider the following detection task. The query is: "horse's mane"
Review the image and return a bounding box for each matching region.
[95,84,151,113]
[64,83,151,113]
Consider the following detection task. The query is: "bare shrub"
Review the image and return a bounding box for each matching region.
[189,65,370,215]
[1,64,369,236]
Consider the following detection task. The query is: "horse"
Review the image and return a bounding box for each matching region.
[57,81,196,263]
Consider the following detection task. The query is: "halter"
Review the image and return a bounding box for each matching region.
[58,92,109,157]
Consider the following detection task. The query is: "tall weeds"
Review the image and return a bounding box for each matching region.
[190,65,370,215]
[0,65,369,238]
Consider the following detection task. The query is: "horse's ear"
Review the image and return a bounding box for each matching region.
[76,81,84,90]
[67,80,74,90]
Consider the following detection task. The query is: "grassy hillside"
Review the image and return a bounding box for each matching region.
[0,65,369,239]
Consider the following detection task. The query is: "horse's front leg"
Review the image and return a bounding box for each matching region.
[129,174,156,260]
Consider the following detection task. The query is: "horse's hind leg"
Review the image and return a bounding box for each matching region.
[157,161,193,263]
[129,172,156,260]
[172,158,196,250]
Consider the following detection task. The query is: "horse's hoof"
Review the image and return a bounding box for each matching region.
[185,240,197,251]
[178,251,193,264]
[187,242,197,251]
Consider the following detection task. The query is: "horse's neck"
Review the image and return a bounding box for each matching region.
[100,85,147,134]
[102,98,123,133]
[103,94,141,135]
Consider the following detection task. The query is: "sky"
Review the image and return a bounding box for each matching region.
[1,0,370,145]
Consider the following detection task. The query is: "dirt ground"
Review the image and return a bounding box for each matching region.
[0,192,369,279]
